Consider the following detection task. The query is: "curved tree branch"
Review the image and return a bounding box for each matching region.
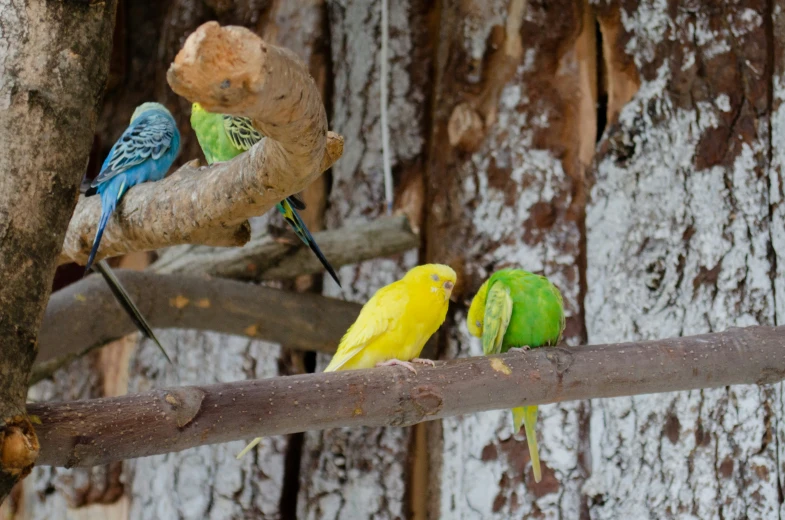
[30,326,785,468]
[59,21,344,266]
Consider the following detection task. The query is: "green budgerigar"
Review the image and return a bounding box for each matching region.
[467,269,565,483]
[190,103,340,286]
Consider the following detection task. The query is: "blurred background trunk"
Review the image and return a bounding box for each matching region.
[4,0,784,518]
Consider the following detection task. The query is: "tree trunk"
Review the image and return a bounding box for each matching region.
[11,0,785,518]
[583,1,782,518]
[423,0,593,516]
[0,0,117,503]
[297,1,432,518]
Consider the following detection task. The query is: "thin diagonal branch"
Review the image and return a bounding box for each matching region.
[30,326,785,468]
[59,21,344,266]
[151,215,418,279]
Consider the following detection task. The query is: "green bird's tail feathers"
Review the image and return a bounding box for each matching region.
[277,198,341,287]
[93,260,173,365]
[512,405,541,483]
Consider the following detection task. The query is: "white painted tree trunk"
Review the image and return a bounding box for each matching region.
[584,1,783,518]
[424,0,593,517]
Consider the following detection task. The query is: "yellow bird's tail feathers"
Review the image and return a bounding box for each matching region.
[236,437,262,460]
[512,405,541,483]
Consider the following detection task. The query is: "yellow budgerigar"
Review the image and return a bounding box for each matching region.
[237,263,456,459]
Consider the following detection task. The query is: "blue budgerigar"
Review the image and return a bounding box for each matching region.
[85,102,181,272]
[83,102,181,363]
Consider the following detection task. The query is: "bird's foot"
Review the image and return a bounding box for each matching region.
[376,358,418,374]
[512,345,531,352]
[411,358,436,367]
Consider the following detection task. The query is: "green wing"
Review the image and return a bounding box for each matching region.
[482,281,513,355]
[223,115,263,151]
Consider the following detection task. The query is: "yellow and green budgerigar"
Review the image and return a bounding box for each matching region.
[467,268,565,483]
[237,263,456,459]
[190,103,340,286]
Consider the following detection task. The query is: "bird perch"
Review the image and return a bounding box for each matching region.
[34,216,420,383]
[59,22,343,266]
[33,274,358,383]
[30,325,785,468]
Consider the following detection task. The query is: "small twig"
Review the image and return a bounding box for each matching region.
[59,22,344,266]
[30,326,785,468]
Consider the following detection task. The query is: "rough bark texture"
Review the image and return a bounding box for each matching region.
[0,0,117,502]
[296,2,433,518]
[584,1,781,518]
[424,0,593,517]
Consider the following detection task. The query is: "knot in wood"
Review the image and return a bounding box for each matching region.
[545,347,574,376]
[448,102,485,152]
[1,417,39,477]
[409,385,443,419]
[161,387,206,429]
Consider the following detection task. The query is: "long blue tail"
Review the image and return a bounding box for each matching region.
[277,199,341,286]
[85,177,125,274]
[85,206,112,274]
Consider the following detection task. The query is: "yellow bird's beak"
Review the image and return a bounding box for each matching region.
[443,280,455,302]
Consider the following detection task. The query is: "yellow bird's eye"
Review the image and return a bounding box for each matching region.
[475,320,481,328]
[431,274,439,281]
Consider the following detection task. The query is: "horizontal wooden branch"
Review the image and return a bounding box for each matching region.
[30,326,785,468]
[59,21,343,266]
[34,216,420,383]
[33,273,359,382]
[151,215,418,279]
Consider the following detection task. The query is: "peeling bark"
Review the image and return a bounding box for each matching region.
[585,1,781,518]
[424,0,593,517]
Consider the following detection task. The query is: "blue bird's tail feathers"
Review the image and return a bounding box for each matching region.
[85,176,127,274]
[92,261,173,364]
[85,205,111,274]
[278,199,341,287]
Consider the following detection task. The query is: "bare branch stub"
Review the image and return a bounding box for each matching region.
[59,21,343,266]
[30,326,785,468]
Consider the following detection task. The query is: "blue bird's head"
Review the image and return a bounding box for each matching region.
[130,102,172,123]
